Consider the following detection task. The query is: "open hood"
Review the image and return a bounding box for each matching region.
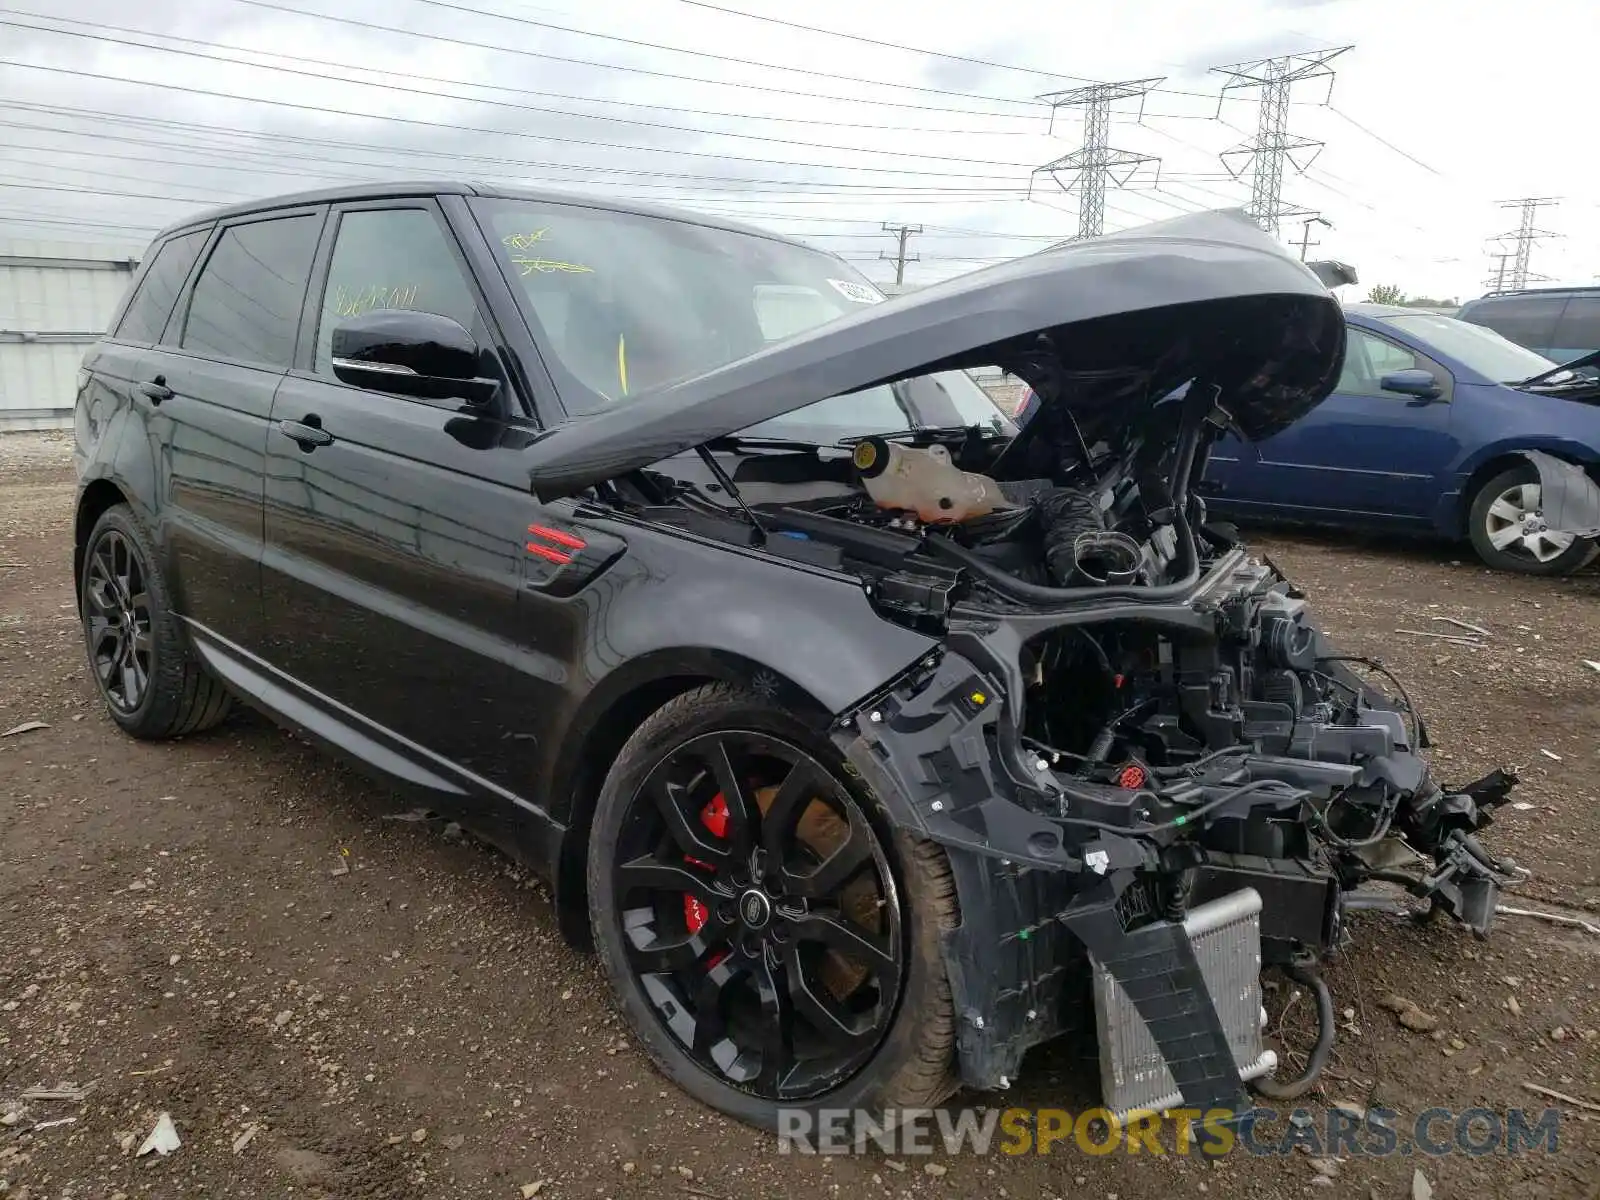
[525,209,1346,501]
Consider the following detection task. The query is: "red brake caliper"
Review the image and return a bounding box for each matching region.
[683,794,730,968]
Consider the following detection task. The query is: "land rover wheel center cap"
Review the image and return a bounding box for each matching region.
[738,888,772,929]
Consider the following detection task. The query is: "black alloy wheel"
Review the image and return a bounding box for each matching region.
[609,729,904,1102]
[83,527,154,713]
[78,504,233,738]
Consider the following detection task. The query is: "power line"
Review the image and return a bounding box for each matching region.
[0,209,158,236]
[1031,79,1163,240]
[0,17,1045,170]
[885,225,1065,241]
[393,0,1044,108]
[656,194,1025,207]
[677,0,1079,84]
[0,128,1030,201]
[0,105,1038,226]
[232,0,1045,120]
[844,253,1016,264]
[0,8,1045,139]
[1326,106,1442,177]
[671,0,1303,107]
[0,177,235,206]
[1150,177,1244,207]
[0,100,1026,194]
[0,153,248,202]
[0,58,1035,183]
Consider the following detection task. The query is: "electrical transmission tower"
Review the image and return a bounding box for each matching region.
[1488,198,1559,291]
[1031,78,1163,241]
[879,223,922,285]
[1211,47,1350,236]
[1485,252,1514,294]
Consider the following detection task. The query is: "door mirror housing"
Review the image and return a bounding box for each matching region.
[331,310,500,405]
[1379,367,1443,400]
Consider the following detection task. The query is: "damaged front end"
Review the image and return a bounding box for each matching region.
[520,207,1530,1119]
[835,552,1524,1115]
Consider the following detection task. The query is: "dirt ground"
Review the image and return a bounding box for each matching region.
[3,430,1597,1200]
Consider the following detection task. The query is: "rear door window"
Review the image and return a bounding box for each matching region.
[1549,296,1600,361]
[180,215,322,369]
[1459,294,1563,353]
[113,230,207,345]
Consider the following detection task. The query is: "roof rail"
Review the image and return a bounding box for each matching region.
[1474,284,1600,300]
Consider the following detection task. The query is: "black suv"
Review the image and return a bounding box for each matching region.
[74,187,1520,1131]
[1457,285,1600,363]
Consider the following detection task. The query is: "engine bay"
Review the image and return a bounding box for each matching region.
[621,381,1526,956]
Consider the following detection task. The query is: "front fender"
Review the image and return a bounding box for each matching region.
[1437,435,1600,536]
[569,523,939,722]
[536,531,938,938]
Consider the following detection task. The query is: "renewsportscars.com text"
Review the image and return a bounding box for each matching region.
[776,1105,1562,1158]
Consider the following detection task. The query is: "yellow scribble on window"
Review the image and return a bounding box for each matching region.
[510,256,594,277]
[502,229,551,251]
[331,282,421,318]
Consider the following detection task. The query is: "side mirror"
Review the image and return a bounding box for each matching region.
[331,310,500,406]
[1380,368,1443,400]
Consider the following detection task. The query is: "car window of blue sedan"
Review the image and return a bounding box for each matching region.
[1380,313,1555,383]
[1337,329,1422,396]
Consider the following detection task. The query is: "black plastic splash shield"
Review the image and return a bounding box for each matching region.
[938,850,1083,1091]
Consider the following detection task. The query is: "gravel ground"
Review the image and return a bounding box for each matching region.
[3,430,1597,1199]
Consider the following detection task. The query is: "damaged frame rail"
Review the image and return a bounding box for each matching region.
[831,550,1525,1118]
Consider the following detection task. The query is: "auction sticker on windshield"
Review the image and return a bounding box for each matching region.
[829,278,886,304]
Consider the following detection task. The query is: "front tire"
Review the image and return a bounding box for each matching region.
[79,504,233,738]
[586,683,958,1131]
[1467,465,1596,575]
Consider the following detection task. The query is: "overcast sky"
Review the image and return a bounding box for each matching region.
[0,0,1594,301]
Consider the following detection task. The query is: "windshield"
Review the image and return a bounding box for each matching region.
[1380,312,1557,382]
[471,197,1012,440]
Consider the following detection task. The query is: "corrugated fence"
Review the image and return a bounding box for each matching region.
[1,239,142,431]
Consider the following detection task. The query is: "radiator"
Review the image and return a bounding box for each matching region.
[1090,887,1276,1117]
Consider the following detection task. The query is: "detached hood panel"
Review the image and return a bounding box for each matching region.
[525,209,1346,501]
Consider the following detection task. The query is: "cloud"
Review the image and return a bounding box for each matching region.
[0,0,1594,299]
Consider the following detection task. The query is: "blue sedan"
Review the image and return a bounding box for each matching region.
[1203,304,1600,574]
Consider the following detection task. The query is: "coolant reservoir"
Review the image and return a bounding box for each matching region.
[852,436,1004,523]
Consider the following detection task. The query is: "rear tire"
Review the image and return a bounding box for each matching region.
[79,504,233,738]
[586,682,958,1132]
[1466,465,1596,575]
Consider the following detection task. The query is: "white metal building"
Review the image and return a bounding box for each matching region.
[0,239,143,432]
